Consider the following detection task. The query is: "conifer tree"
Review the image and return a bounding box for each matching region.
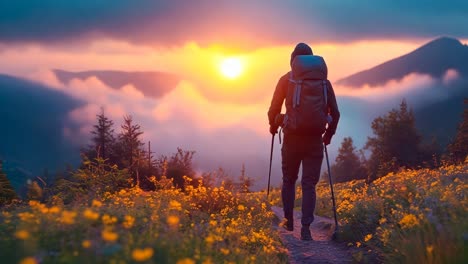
[0,160,16,204]
[365,100,422,182]
[117,115,145,185]
[447,98,468,163]
[88,108,116,161]
[331,137,366,183]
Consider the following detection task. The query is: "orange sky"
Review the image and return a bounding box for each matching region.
[0,38,426,99]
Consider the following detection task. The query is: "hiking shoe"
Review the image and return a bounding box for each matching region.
[300,226,313,241]
[280,217,294,231]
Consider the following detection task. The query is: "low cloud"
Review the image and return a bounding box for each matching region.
[335,69,462,105]
[29,70,275,188]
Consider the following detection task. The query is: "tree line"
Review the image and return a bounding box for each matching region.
[0,108,254,205]
[328,99,467,184]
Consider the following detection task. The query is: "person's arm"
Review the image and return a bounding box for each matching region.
[326,80,340,136]
[267,74,288,129]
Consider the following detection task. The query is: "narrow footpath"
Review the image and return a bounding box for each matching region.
[272,206,353,264]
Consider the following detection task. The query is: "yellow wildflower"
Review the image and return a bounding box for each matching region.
[18,212,35,222]
[48,206,60,214]
[202,258,213,264]
[83,209,99,221]
[399,214,419,229]
[220,248,230,255]
[237,204,245,211]
[60,210,77,225]
[28,200,39,207]
[169,200,182,211]
[123,215,135,229]
[426,245,434,254]
[101,229,118,242]
[176,258,195,264]
[356,242,361,247]
[364,234,373,242]
[102,214,118,225]
[205,235,215,244]
[379,217,387,225]
[92,199,103,207]
[167,215,179,228]
[15,230,30,240]
[82,240,91,248]
[209,220,217,227]
[2,211,12,218]
[132,247,154,262]
[19,257,37,264]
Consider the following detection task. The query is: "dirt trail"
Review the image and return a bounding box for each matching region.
[272,206,353,264]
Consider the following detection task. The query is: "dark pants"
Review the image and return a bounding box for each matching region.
[281,133,323,226]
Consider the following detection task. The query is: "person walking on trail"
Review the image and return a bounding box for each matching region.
[268,43,340,241]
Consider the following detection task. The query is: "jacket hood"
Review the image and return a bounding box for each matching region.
[290,43,313,66]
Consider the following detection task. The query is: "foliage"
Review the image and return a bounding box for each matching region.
[0,160,16,205]
[157,148,196,190]
[53,156,132,204]
[331,137,367,183]
[0,183,287,263]
[26,181,43,201]
[115,115,145,184]
[315,162,468,263]
[86,108,116,161]
[365,100,424,182]
[447,98,468,163]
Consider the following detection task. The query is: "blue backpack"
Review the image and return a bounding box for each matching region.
[283,55,329,135]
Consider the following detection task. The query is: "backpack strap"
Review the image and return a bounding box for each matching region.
[323,80,333,124]
[289,72,302,108]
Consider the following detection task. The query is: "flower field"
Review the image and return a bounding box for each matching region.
[0,183,287,264]
[1,161,467,264]
[314,162,468,263]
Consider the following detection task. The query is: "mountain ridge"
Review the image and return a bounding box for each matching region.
[337,37,468,87]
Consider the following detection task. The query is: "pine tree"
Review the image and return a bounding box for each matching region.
[365,100,423,182]
[447,98,468,163]
[117,115,145,185]
[0,160,16,204]
[331,137,367,183]
[88,108,116,161]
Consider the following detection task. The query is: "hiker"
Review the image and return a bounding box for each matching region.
[268,43,340,240]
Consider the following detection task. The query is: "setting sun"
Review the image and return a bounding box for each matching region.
[220,57,243,79]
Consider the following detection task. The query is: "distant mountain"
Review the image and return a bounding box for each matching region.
[337,37,468,87]
[0,73,83,191]
[334,37,468,148]
[54,70,179,98]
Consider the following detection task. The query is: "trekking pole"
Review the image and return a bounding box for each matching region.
[324,143,339,239]
[267,134,275,199]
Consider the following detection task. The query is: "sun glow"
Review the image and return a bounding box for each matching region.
[220,57,243,79]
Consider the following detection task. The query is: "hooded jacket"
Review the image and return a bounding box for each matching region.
[268,43,340,136]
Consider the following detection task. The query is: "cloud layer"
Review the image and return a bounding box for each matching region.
[1,1,467,48]
[25,67,467,190]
